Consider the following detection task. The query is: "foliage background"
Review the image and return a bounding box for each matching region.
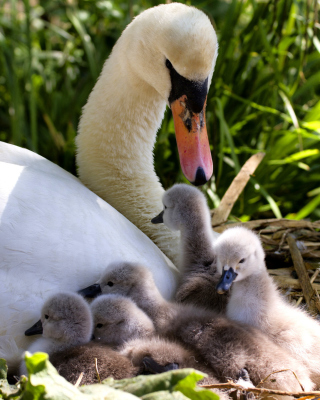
[0,0,319,221]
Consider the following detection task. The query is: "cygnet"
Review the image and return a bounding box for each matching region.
[83,261,315,393]
[152,183,227,312]
[91,294,155,346]
[20,292,92,376]
[214,226,320,388]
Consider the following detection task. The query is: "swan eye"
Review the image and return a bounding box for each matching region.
[165,59,173,70]
[239,258,245,264]
[96,323,103,328]
[164,205,167,210]
[107,281,114,287]
[45,315,49,319]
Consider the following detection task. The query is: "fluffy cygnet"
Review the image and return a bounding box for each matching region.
[50,342,138,385]
[121,337,218,383]
[20,292,92,376]
[90,294,155,346]
[89,261,314,393]
[214,226,320,388]
[152,183,227,312]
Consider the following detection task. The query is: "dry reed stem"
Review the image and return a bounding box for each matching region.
[256,369,304,391]
[288,235,320,314]
[74,372,84,387]
[200,381,320,398]
[211,152,265,226]
[95,358,101,383]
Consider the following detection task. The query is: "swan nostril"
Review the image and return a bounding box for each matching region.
[192,167,208,186]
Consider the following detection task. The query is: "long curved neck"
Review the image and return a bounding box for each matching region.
[179,210,215,273]
[76,46,180,266]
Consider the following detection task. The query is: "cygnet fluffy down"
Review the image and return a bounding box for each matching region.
[50,342,138,384]
[214,226,320,388]
[20,292,92,376]
[90,294,155,346]
[152,183,227,312]
[84,261,314,393]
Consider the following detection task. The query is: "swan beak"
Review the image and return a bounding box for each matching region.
[151,210,164,224]
[25,319,43,336]
[78,283,102,298]
[171,95,213,186]
[216,267,238,294]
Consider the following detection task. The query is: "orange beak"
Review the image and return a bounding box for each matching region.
[171,95,213,185]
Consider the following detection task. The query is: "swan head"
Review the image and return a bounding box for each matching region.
[121,3,218,185]
[91,294,155,346]
[39,292,93,345]
[214,227,265,293]
[151,183,209,231]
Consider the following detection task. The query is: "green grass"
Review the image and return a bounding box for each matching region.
[0,0,319,221]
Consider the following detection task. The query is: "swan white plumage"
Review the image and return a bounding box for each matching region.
[0,3,218,371]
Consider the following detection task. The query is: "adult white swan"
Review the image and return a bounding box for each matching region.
[0,3,218,371]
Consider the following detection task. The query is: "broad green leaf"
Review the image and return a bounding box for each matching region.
[174,373,219,400]
[21,352,85,400]
[141,390,189,400]
[80,384,139,400]
[105,369,205,398]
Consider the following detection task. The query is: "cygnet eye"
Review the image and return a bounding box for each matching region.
[45,314,49,319]
[239,258,245,264]
[107,281,114,287]
[165,59,173,70]
[96,323,103,328]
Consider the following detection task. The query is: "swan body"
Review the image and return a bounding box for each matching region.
[214,226,320,387]
[0,142,177,370]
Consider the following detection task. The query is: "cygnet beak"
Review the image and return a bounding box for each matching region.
[151,210,164,224]
[78,283,102,298]
[216,267,238,294]
[142,357,179,374]
[25,319,43,336]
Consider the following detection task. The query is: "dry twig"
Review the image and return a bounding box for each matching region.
[211,153,265,226]
[200,381,320,398]
[95,358,101,383]
[74,372,84,387]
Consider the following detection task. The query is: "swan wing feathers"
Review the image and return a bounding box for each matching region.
[0,143,178,369]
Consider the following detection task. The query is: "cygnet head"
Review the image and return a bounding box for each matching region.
[41,292,93,345]
[214,227,265,293]
[90,294,155,346]
[96,261,153,298]
[152,183,209,231]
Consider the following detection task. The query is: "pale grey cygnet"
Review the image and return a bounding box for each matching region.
[214,226,320,388]
[152,183,227,312]
[20,292,92,376]
[90,294,155,346]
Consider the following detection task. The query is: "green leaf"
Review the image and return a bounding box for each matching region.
[173,373,219,400]
[80,384,140,399]
[105,369,205,398]
[21,352,85,400]
[141,390,190,400]
[0,359,7,380]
